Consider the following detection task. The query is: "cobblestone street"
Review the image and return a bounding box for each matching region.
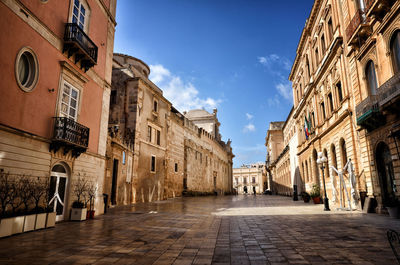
[1,195,399,265]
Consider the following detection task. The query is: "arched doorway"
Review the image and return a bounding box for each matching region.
[376,142,395,206]
[49,164,69,221]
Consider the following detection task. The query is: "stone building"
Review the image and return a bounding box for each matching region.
[288,0,361,207]
[107,54,171,204]
[265,122,285,194]
[344,0,400,212]
[266,0,400,213]
[0,0,117,220]
[107,54,234,204]
[233,163,266,194]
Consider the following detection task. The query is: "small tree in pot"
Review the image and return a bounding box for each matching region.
[0,169,13,218]
[310,184,321,204]
[70,175,88,221]
[85,181,97,219]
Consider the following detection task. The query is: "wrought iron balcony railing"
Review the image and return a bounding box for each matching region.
[50,117,89,157]
[63,23,98,71]
[378,72,400,107]
[356,95,379,122]
[346,9,370,42]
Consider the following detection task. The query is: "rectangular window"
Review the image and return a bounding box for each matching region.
[175,163,178,172]
[328,18,333,41]
[156,130,161,145]
[151,156,156,172]
[60,81,79,121]
[328,93,334,113]
[252,177,255,183]
[243,177,247,184]
[200,153,202,163]
[153,99,158,112]
[147,126,152,142]
[321,102,326,120]
[337,82,343,102]
[110,90,117,105]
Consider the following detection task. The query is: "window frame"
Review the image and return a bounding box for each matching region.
[59,80,80,121]
[69,0,90,32]
[15,47,39,92]
[150,155,156,173]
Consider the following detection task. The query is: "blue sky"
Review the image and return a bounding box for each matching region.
[114,0,314,167]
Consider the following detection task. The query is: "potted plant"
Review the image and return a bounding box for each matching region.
[70,176,87,221]
[386,198,400,218]
[31,177,47,230]
[7,176,24,235]
[310,184,321,204]
[42,177,56,228]
[19,176,36,232]
[85,181,97,219]
[301,191,311,203]
[0,169,14,237]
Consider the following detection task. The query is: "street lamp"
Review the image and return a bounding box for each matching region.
[317,152,330,211]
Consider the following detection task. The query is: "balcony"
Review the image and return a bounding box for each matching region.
[365,0,395,20]
[378,72,400,113]
[50,117,90,158]
[63,23,98,72]
[356,95,384,131]
[346,9,371,48]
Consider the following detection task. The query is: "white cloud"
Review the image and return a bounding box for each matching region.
[149,64,221,112]
[267,95,281,107]
[243,123,255,133]
[258,54,291,71]
[246,113,253,120]
[149,64,171,83]
[276,81,293,101]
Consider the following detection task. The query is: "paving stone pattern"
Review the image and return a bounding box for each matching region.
[0,195,399,265]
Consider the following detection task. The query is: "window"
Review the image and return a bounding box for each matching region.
[391,31,400,73]
[235,178,238,184]
[243,177,247,184]
[315,48,319,64]
[156,130,160,145]
[147,126,152,142]
[328,19,334,41]
[122,151,126,165]
[60,81,79,120]
[336,82,343,102]
[320,101,326,121]
[321,34,326,54]
[175,163,178,172]
[306,57,311,79]
[252,177,255,183]
[340,139,347,167]
[151,156,156,172]
[311,112,315,128]
[15,47,39,92]
[328,92,334,113]
[153,99,158,112]
[71,0,87,31]
[110,90,117,105]
[365,60,378,95]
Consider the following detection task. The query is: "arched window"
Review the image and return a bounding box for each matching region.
[365,60,378,95]
[390,30,400,73]
[340,138,347,167]
[331,144,337,174]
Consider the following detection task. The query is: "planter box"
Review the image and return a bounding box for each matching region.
[46,212,56,228]
[0,218,14,238]
[35,213,47,230]
[70,208,87,221]
[23,214,36,232]
[12,216,24,235]
[312,197,321,204]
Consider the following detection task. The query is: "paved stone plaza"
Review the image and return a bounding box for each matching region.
[0,195,399,265]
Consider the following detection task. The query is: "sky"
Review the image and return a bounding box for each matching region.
[114,0,314,168]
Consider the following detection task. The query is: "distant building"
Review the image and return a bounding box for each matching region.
[107,54,234,205]
[233,163,266,194]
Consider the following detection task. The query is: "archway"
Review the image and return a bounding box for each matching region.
[376,142,395,206]
[49,163,70,221]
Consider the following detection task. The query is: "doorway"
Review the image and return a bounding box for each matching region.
[111,159,119,205]
[49,164,69,222]
[376,142,396,206]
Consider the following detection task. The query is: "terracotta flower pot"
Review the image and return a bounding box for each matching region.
[312,197,321,204]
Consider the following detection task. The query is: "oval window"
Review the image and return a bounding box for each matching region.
[15,47,39,92]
